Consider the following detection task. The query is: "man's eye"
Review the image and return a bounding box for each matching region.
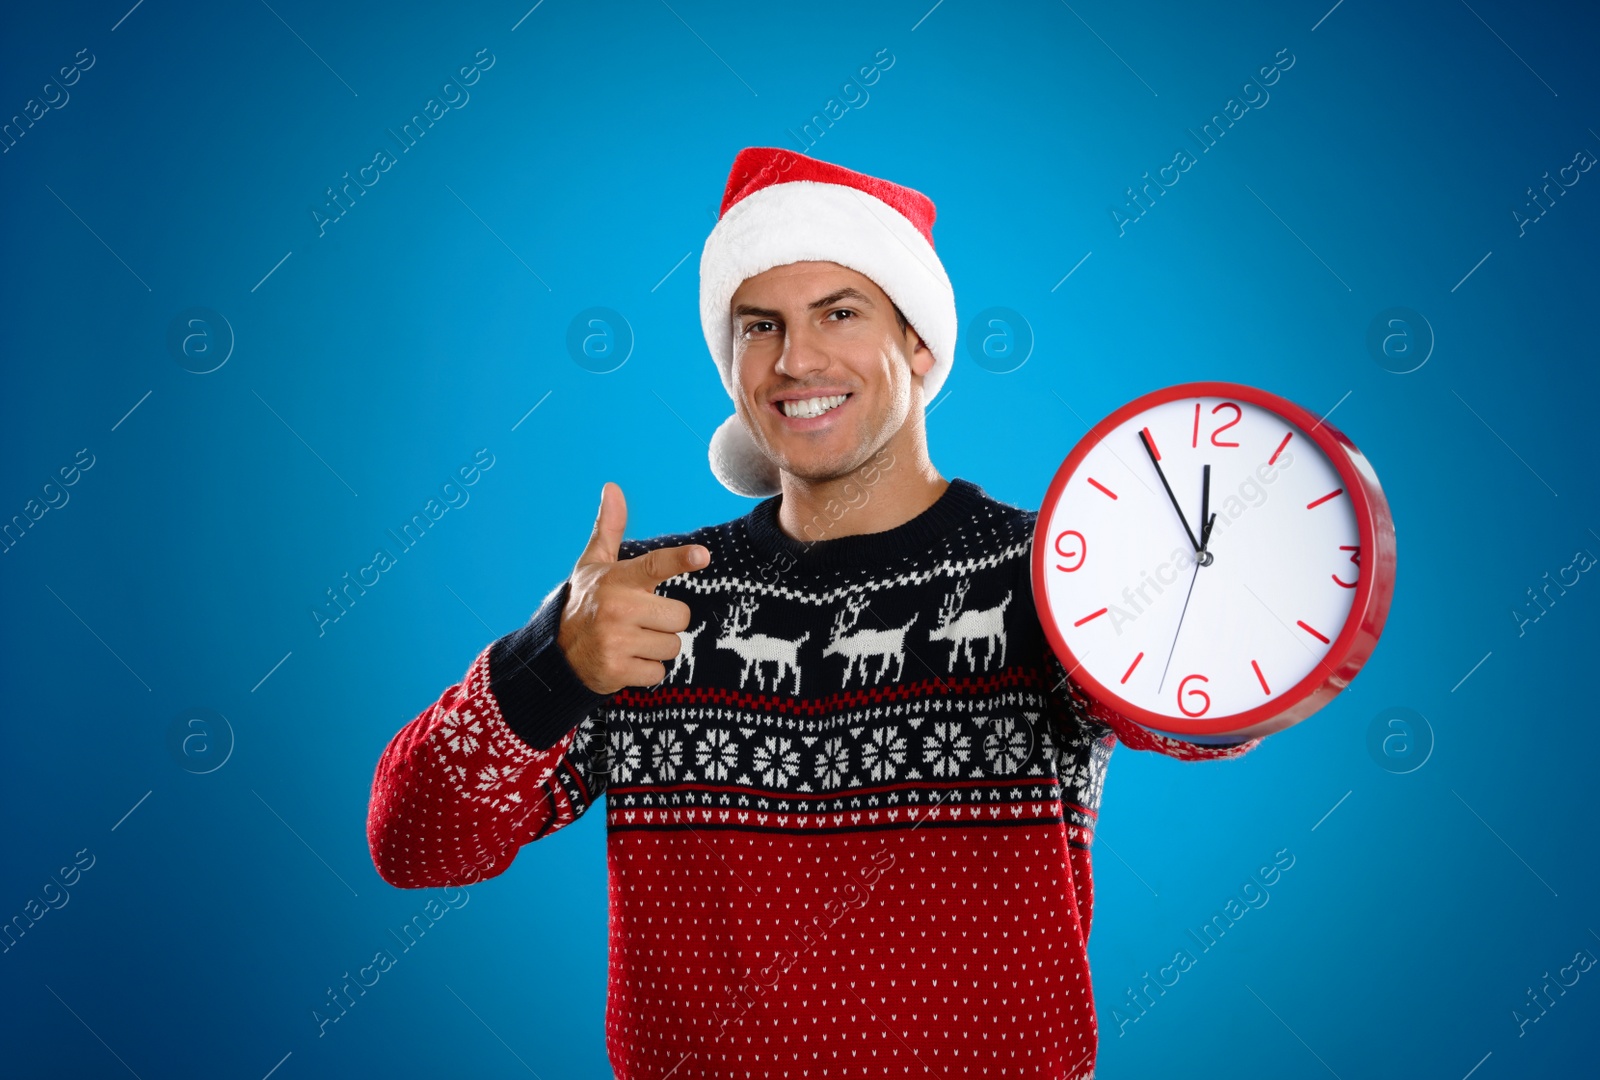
[826,309,857,321]
[745,320,776,335]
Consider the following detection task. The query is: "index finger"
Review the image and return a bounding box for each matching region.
[621,543,710,587]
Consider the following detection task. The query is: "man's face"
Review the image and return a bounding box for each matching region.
[728,261,932,484]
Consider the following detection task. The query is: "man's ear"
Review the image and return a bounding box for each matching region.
[905,326,935,377]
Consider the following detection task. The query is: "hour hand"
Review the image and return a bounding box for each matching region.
[1139,426,1201,552]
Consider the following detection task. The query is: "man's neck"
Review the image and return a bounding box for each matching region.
[774,422,948,543]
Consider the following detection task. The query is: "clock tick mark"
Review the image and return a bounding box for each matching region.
[1251,659,1271,694]
[1296,620,1330,644]
[1306,488,1344,510]
[1140,426,1160,461]
[1074,608,1109,627]
[1268,432,1292,465]
[1087,477,1118,500]
[1121,651,1144,684]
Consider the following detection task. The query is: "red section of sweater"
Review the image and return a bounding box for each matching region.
[369,645,1253,1079]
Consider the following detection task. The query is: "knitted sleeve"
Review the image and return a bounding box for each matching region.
[366,580,612,889]
[1046,650,1262,762]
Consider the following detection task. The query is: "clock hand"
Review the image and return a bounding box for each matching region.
[1199,464,1213,552]
[1138,427,1202,553]
[1157,510,1216,695]
[1157,563,1199,695]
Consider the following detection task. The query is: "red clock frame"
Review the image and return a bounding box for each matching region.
[1031,381,1397,741]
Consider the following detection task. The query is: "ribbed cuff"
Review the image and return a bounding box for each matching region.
[487,581,610,752]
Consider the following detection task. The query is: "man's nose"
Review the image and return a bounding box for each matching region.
[774,323,829,380]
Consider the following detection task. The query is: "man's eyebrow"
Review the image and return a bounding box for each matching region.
[806,286,875,311]
[731,287,876,321]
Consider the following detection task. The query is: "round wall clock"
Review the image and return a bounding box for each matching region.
[1032,381,1396,742]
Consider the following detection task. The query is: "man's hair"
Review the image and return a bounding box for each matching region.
[891,301,908,335]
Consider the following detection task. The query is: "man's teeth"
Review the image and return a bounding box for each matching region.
[781,394,848,419]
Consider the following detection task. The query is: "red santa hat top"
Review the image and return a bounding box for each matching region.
[699,147,957,497]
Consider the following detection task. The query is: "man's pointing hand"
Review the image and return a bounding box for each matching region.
[557,482,710,695]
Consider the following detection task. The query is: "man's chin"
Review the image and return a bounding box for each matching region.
[750,418,887,485]
[767,448,876,486]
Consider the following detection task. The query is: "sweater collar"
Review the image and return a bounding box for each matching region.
[742,477,990,574]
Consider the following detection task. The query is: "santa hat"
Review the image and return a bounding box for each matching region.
[698,147,957,497]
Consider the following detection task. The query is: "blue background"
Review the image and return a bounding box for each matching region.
[3,0,1597,1076]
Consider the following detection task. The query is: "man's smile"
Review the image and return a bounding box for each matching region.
[770,390,854,426]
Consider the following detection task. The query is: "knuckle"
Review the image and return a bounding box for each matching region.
[598,588,635,623]
[669,602,692,632]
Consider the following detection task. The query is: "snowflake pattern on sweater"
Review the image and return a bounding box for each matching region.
[367,479,1261,1079]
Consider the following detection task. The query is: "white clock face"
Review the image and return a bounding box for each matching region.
[1040,393,1362,727]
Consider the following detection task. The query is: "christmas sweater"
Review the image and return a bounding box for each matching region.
[367,477,1262,1079]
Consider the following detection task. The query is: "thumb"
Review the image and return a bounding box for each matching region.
[578,482,626,565]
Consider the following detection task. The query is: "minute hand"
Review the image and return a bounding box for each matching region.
[1138,427,1201,552]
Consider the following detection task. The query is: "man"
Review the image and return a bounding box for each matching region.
[367,147,1263,1079]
